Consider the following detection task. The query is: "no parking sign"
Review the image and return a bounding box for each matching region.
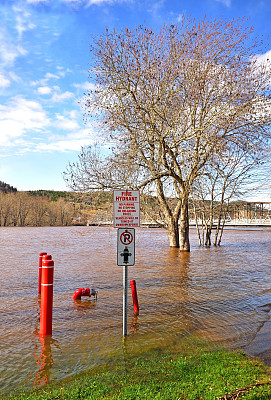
[117,228,135,266]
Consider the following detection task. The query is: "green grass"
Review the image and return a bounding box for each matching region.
[2,341,271,400]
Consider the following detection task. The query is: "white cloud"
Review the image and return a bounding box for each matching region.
[45,72,60,80]
[26,0,49,4]
[0,30,28,66]
[37,86,52,95]
[177,14,183,23]
[35,127,93,152]
[62,0,85,4]
[14,6,36,40]
[54,114,80,130]
[61,0,125,6]
[68,110,80,119]
[0,73,10,88]
[0,92,101,156]
[73,81,98,91]
[25,0,124,6]
[35,138,90,152]
[31,72,61,87]
[0,96,49,146]
[86,0,114,4]
[0,92,93,154]
[215,0,231,6]
[9,72,21,83]
[147,0,165,17]
[254,49,271,66]
[0,8,32,93]
[51,90,74,102]
[251,50,271,86]
[0,120,25,143]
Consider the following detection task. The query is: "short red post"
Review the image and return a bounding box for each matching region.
[43,254,52,261]
[38,252,47,293]
[130,280,139,316]
[40,258,54,337]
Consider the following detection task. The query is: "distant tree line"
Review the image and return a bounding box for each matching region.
[0,191,74,227]
[0,181,17,194]
[27,190,69,202]
[0,187,115,227]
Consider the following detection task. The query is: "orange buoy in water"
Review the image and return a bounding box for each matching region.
[73,288,97,300]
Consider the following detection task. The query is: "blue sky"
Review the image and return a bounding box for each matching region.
[0,0,270,192]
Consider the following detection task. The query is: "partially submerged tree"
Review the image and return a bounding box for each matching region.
[64,17,271,250]
[191,140,269,247]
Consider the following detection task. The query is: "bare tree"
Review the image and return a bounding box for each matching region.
[0,193,13,226]
[17,192,31,226]
[47,202,59,226]
[56,198,73,226]
[65,17,271,250]
[28,197,48,226]
[191,143,268,246]
[8,192,31,226]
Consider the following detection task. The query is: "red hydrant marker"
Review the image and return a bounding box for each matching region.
[130,280,139,315]
[40,258,54,337]
[38,252,47,294]
[73,288,98,300]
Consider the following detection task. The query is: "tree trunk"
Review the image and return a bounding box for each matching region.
[179,199,190,252]
[167,217,180,247]
[193,204,202,246]
[205,226,211,247]
[155,179,182,248]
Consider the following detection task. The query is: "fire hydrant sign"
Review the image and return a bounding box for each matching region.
[113,190,140,227]
[117,228,135,266]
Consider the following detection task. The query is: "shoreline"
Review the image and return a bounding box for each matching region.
[2,342,271,400]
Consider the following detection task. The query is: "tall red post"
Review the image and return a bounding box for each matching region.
[130,280,139,315]
[38,252,47,293]
[40,258,54,336]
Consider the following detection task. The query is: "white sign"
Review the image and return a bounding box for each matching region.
[117,228,135,266]
[113,190,140,228]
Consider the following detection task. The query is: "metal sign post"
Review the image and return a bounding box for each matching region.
[123,264,128,336]
[117,228,135,336]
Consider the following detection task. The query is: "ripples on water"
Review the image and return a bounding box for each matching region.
[0,226,271,394]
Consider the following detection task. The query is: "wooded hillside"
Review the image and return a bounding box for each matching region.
[0,181,17,193]
[0,186,113,227]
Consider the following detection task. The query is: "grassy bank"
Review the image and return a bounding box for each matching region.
[2,342,271,400]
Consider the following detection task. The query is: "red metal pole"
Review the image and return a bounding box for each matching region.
[39,254,52,295]
[38,252,47,294]
[40,258,54,336]
[130,280,139,315]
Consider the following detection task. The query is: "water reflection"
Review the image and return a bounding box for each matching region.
[129,315,139,334]
[33,336,54,387]
[31,295,58,388]
[73,298,98,311]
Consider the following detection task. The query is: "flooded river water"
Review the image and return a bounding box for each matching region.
[1,226,271,394]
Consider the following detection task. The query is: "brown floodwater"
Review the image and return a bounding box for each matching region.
[1,226,271,394]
